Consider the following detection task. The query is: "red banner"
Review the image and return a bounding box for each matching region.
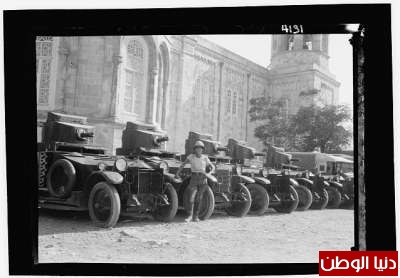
[319,251,398,276]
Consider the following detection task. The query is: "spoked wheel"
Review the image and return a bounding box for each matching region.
[294,185,313,211]
[226,183,252,217]
[153,183,178,222]
[183,185,215,220]
[310,188,329,210]
[88,182,121,228]
[326,187,342,209]
[274,185,299,213]
[247,183,269,215]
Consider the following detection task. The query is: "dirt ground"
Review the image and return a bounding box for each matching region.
[38,208,354,263]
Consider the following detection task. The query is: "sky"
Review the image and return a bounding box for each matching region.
[201,34,353,108]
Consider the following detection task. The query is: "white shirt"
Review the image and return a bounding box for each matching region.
[186,154,212,173]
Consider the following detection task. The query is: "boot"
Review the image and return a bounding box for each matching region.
[185,203,194,222]
[193,202,200,222]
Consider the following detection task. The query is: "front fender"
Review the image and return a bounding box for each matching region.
[88,171,124,185]
[164,172,183,184]
[289,178,299,187]
[329,181,343,189]
[296,178,313,187]
[205,173,218,184]
[253,177,271,186]
[232,175,255,185]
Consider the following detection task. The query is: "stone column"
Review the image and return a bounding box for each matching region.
[322,34,329,55]
[109,53,123,120]
[312,34,323,51]
[245,73,251,141]
[58,46,70,112]
[161,80,169,129]
[293,35,303,50]
[216,61,224,141]
[146,67,159,126]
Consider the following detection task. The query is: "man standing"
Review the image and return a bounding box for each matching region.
[175,141,215,222]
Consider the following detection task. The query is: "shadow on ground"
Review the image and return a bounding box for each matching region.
[39,206,349,236]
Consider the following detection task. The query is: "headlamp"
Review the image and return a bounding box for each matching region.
[159,161,169,174]
[114,158,128,172]
[97,162,106,171]
[260,169,268,178]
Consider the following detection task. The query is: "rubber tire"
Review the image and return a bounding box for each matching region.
[295,185,313,211]
[247,183,269,215]
[310,188,329,210]
[153,183,178,222]
[46,159,76,198]
[88,182,121,228]
[183,185,215,220]
[274,185,299,213]
[226,183,252,217]
[326,187,342,209]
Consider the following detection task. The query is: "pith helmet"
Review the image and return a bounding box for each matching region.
[194,140,205,149]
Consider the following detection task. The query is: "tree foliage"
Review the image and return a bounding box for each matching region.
[248,96,290,148]
[290,104,352,152]
[248,96,352,152]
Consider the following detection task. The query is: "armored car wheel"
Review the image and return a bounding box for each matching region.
[183,185,215,220]
[88,182,121,228]
[46,159,76,198]
[226,183,252,217]
[274,185,299,213]
[153,183,178,222]
[247,183,269,215]
[198,186,215,220]
[310,188,329,210]
[295,185,313,211]
[326,187,342,209]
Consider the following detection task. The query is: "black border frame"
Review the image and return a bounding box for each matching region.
[3,4,395,276]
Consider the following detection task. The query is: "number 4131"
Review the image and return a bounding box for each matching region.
[281,25,304,34]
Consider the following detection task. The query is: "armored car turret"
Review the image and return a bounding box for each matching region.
[227,138,302,214]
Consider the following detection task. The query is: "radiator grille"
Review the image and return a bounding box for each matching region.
[128,168,163,195]
[214,168,231,193]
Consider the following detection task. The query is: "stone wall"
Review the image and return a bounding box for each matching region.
[36,34,339,155]
[166,35,269,153]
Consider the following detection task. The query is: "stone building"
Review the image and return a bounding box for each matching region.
[36,34,340,154]
[269,34,340,114]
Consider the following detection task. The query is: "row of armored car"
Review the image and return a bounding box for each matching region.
[37,112,354,228]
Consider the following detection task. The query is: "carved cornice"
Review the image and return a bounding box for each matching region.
[193,53,216,66]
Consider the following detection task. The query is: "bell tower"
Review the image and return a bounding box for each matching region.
[268,34,340,115]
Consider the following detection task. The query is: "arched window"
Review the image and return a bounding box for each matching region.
[322,35,329,55]
[193,78,201,106]
[208,82,214,109]
[156,54,164,124]
[303,34,313,50]
[202,80,208,107]
[124,37,148,120]
[287,35,294,50]
[232,91,237,114]
[226,89,231,113]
